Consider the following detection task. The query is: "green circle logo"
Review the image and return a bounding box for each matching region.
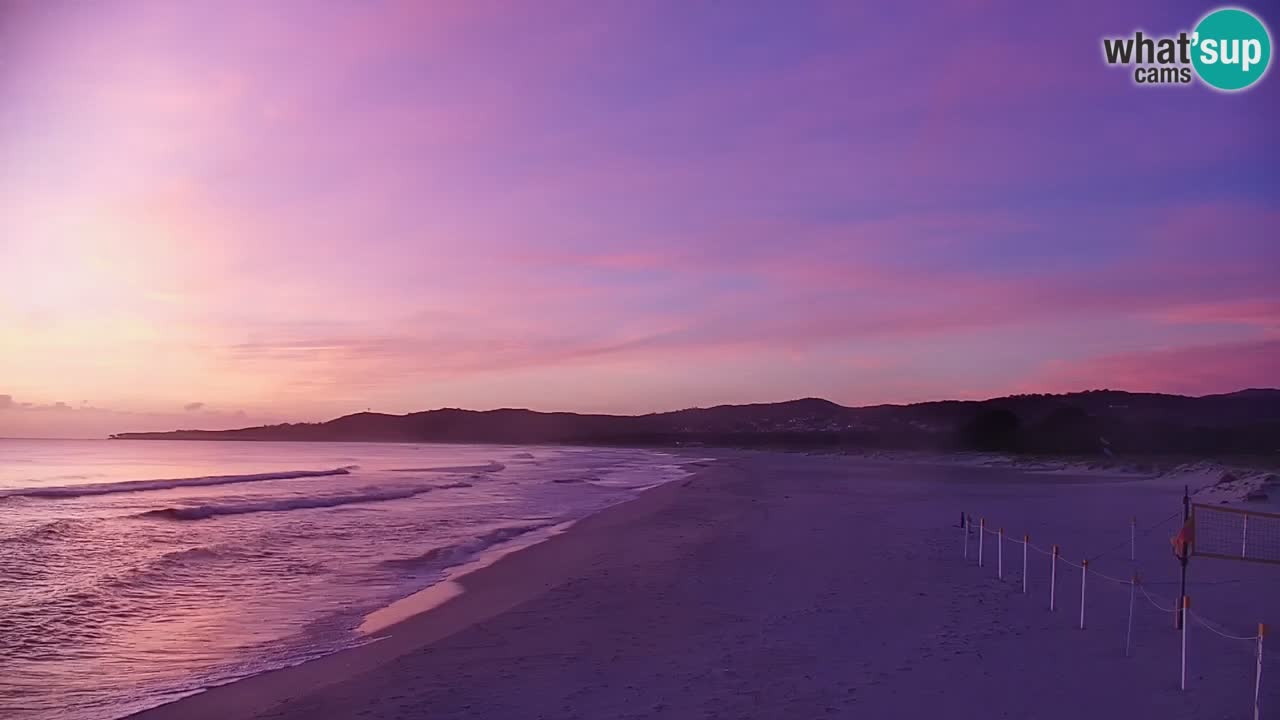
[1192,7,1272,91]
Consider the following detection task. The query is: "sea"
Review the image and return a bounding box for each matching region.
[0,439,693,720]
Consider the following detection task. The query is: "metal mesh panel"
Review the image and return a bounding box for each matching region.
[1191,503,1280,565]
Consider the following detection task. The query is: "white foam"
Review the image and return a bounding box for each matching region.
[2,467,357,499]
[139,482,471,520]
[389,461,505,474]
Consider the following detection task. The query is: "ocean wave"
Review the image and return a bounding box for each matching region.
[389,461,505,474]
[137,482,471,521]
[0,467,358,500]
[431,481,475,490]
[1,518,95,544]
[157,546,226,564]
[381,522,553,570]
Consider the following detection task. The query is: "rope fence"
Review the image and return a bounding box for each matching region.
[1190,610,1264,642]
[1138,582,1178,614]
[960,512,1268,719]
[1082,510,1182,564]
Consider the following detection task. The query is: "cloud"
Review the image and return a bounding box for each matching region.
[202,197,1278,408]
[1029,339,1280,397]
[0,393,271,438]
[1154,300,1280,333]
[183,401,205,411]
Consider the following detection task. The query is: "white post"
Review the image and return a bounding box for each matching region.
[963,515,969,559]
[1181,596,1189,691]
[1079,559,1088,630]
[1125,573,1136,657]
[1130,516,1136,562]
[1022,535,1029,594]
[1050,545,1058,612]
[979,518,985,567]
[1242,515,1248,558]
[1256,624,1266,720]
[998,528,1004,580]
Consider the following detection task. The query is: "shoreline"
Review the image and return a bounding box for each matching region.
[357,515,577,636]
[127,458,728,720]
[125,450,1278,719]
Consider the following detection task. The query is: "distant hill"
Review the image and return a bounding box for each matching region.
[110,389,1280,456]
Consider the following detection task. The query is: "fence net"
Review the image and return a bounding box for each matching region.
[1192,504,1280,565]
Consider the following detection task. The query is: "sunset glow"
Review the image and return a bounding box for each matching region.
[2,0,1277,437]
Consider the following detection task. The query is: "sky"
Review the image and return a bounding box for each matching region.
[1,0,1277,437]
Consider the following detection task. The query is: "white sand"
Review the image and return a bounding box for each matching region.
[129,451,1279,720]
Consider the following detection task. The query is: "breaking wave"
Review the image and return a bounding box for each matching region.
[2,467,358,500]
[380,522,554,570]
[157,546,226,565]
[138,482,471,521]
[1,518,96,545]
[389,461,505,474]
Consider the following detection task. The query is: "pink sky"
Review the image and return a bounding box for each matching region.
[2,1,1277,437]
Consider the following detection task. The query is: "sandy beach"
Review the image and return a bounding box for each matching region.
[130,451,1279,720]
